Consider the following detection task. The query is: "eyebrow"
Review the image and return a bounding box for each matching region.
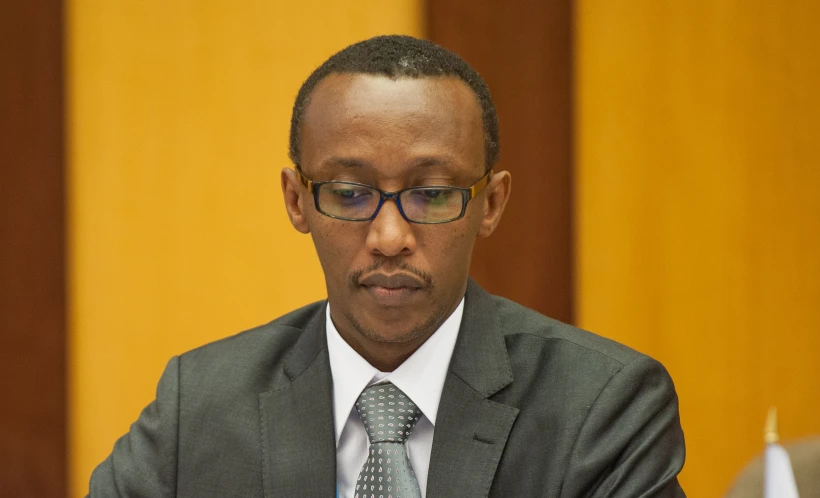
[320,155,455,170]
[322,156,370,169]
[410,156,454,168]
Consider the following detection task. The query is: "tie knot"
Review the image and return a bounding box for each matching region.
[355,382,422,444]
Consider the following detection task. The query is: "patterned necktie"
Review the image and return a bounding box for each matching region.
[354,382,423,498]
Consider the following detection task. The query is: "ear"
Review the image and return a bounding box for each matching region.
[478,170,511,238]
[281,167,311,234]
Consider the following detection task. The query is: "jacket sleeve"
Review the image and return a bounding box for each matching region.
[562,355,686,497]
[88,356,180,497]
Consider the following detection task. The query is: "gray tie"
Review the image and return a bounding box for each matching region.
[354,382,423,498]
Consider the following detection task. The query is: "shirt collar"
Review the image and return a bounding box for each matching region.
[325,297,465,445]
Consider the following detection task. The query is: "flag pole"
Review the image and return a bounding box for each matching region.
[764,406,800,498]
[765,406,779,444]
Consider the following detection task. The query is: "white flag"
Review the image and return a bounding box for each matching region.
[764,442,799,498]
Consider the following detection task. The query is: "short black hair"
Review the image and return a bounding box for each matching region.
[288,35,499,172]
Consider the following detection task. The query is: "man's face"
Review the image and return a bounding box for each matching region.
[282,73,510,364]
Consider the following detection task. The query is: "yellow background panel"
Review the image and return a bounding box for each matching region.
[67,2,422,496]
[576,1,820,496]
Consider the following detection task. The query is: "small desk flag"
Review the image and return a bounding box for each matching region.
[764,407,799,498]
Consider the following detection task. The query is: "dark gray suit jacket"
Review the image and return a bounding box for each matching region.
[89,280,685,497]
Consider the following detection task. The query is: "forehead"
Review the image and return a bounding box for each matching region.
[299,73,485,176]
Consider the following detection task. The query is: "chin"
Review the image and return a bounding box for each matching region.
[346,310,433,345]
[365,320,430,344]
[338,288,453,345]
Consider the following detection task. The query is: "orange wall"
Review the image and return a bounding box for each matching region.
[66,2,422,496]
[576,1,820,496]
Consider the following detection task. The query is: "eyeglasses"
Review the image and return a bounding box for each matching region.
[295,167,494,224]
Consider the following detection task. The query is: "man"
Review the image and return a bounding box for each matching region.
[89,35,685,497]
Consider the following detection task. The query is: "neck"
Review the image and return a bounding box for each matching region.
[334,319,435,372]
[358,339,428,373]
[329,297,463,372]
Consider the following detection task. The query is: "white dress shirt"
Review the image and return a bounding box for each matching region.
[326,298,464,498]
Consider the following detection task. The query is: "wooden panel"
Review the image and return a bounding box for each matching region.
[426,0,574,323]
[576,1,820,496]
[66,2,422,496]
[0,1,66,496]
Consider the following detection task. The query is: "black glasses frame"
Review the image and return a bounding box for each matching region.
[295,166,494,224]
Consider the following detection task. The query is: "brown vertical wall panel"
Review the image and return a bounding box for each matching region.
[426,0,574,322]
[0,1,66,496]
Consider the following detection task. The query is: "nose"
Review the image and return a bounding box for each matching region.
[365,198,416,257]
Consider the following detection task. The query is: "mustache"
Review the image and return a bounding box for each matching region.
[348,261,433,289]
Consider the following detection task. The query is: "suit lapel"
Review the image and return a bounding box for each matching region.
[259,306,336,498]
[427,280,519,498]
[257,281,517,497]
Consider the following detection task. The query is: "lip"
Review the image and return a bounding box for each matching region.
[359,272,425,305]
[359,272,425,289]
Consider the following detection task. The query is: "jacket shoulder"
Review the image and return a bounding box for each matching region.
[185,299,324,353]
[176,299,326,391]
[492,294,643,367]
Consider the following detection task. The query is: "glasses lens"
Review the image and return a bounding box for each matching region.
[316,183,379,220]
[400,187,464,223]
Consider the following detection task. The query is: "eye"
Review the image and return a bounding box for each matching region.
[411,188,455,204]
[422,189,446,198]
[330,187,371,199]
